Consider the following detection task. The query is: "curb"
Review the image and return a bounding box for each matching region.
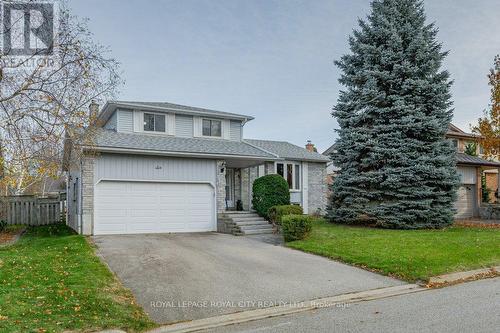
[147,284,425,333]
[427,266,500,287]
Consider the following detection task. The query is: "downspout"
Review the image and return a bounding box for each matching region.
[78,159,83,234]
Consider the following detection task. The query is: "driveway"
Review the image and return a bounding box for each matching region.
[93,233,403,324]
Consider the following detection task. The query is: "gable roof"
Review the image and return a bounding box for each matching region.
[322,144,335,158]
[446,124,478,139]
[98,101,254,123]
[89,129,278,159]
[244,139,330,162]
[456,153,500,167]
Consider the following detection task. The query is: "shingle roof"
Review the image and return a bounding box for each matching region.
[244,139,330,162]
[456,153,500,167]
[104,101,254,121]
[90,129,277,159]
[322,144,335,157]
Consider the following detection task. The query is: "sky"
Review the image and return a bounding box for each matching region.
[68,0,500,152]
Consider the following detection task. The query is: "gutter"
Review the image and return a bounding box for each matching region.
[81,145,281,161]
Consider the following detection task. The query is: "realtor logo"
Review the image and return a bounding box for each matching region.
[1,1,55,57]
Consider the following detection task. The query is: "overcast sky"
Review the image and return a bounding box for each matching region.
[68,0,500,152]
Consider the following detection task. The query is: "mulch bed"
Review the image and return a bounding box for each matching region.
[454,220,500,229]
[0,228,25,246]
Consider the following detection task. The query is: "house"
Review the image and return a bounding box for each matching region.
[63,101,329,235]
[322,124,500,219]
[446,124,499,205]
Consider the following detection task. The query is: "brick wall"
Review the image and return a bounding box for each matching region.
[308,162,327,214]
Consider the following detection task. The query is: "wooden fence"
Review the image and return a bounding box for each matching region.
[1,193,66,226]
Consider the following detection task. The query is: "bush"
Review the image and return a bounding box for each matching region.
[281,214,313,242]
[252,175,290,218]
[268,205,303,225]
[0,220,6,233]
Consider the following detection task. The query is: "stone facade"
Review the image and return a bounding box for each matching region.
[307,162,328,215]
[81,154,95,235]
[479,204,500,220]
[216,160,226,213]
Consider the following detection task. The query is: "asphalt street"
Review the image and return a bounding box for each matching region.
[204,277,500,333]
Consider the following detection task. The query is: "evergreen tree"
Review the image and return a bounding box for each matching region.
[329,0,459,229]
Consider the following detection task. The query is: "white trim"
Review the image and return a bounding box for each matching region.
[133,110,142,132]
[275,161,302,190]
[83,145,281,161]
[101,102,254,121]
[193,116,202,137]
[94,177,216,188]
[302,162,308,214]
[167,113,176,135]
[200,117,225,139]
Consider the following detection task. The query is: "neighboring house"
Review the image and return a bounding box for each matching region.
[322,124,500,219]
[446,124,499,205]
[63,101,329,235]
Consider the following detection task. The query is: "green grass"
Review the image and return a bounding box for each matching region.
[0,224,156,333]
[287,219,500,282]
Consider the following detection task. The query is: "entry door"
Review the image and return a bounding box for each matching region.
[225,169,235,208]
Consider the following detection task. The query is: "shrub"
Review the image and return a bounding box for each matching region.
[0,220,6,233]
[252,175,290,217]
[268,205,303,225]
[281,214,313,242]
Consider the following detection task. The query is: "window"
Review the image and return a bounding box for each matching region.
[144,113,165,132]
[287,164,293,188]
[294,164,300,190]
[276,162,301,190]
[451,139,458,150]
[202,119,222,137]
[277,163,284,177]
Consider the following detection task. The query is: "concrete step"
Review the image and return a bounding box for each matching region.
[232,217,267,223]
[225,215,262,220]
[241,228,274,235]
[239,224,274,231]
[234,220,270,226]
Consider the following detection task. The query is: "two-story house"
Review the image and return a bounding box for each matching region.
[446,124,499,206]
[322,124,500,220]
[63,101,329,235]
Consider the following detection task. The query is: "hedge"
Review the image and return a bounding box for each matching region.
[252,175,290,217]
[268,205,303,225]
[281,214,313,242]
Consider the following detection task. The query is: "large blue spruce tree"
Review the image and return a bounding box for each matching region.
[329,0,459,229]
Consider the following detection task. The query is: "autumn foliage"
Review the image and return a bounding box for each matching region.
[473,55,500,160]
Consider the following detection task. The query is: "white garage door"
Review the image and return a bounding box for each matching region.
[454,185,475,219]
[95,181,215,235]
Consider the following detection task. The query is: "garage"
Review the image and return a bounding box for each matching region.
[94,181,215,235]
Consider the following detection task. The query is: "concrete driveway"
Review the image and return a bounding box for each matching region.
[93,233,403,324]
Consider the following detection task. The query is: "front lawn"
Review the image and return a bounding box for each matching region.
[287,219,500,282]
[0,224,155,333]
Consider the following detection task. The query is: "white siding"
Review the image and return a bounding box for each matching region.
[230,120,242,141]
[175,115,194,137]
[117,109,134,132]
[104,111,117,130]
[95,153,217,184]
[457,166,477,184]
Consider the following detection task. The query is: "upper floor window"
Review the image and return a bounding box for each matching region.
[451,139,458,150]
[144,113,165,132]
[202,119,221,137]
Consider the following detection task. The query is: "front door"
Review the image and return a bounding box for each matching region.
[225,168,235,208]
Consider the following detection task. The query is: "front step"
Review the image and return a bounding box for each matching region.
[218,211,274,236]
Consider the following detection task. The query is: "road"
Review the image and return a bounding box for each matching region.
[204,277,500,333]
